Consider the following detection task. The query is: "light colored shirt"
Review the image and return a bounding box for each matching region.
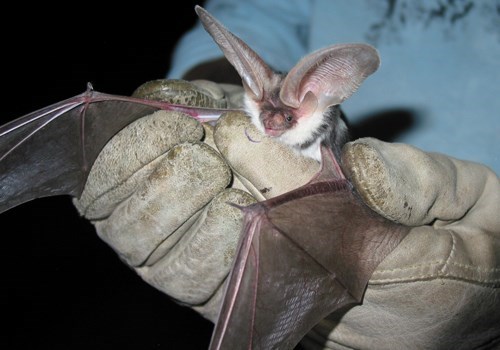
[168,0,500,175]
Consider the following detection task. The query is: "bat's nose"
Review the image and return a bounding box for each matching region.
[263,113,286,131]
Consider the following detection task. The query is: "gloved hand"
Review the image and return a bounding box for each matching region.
[300,138,500,350]
[73,79,320,321]
[74,79,500,349]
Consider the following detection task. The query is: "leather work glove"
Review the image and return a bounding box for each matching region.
[73,79,500,349]
[73,79,320,321]
[301,138,500,350]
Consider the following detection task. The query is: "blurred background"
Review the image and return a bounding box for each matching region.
[1,2,216,349]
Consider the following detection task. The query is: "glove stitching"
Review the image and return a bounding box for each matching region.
[373,225,500,285]
[372,263,500,284]
[371,274,500,285]
[374,227,500,285]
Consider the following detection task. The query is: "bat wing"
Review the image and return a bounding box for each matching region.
[0,86,227,214]
[210,148,410,349]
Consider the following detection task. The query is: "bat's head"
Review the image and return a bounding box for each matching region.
[195,6,380,158]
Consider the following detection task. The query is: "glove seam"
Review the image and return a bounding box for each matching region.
[372,228,500,285]
[373,261,500,274]
[370,275,500,285]
[371,266,500,285]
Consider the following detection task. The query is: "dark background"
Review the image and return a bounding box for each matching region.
[1,2,216,349]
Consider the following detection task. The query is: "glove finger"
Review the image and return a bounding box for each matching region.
[132,79,228,108]
[74,111,204,220]
[342,137,500,229]
[93,142,232,266]
[136,188,256,306]
[213,111,320,200]
[74,110,204,219]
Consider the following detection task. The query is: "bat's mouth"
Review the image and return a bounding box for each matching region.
[264,128,284,137]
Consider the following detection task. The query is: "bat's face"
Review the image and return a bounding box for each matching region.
[244,84,297,138]
[244,84,332,159]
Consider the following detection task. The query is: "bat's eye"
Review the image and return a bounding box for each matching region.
[285,114,293,123]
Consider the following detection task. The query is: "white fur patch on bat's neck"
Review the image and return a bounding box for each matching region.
[294,138,322,161]
[277,108,326,161]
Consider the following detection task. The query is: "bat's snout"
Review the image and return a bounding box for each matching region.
[261,112,294,138]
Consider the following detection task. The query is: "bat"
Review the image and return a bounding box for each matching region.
[0,5,407,349]
[195,6,380,162]
[195,6,409,349]
[0,84,227,214]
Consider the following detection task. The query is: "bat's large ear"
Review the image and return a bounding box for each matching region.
[195,6,274,101]
[280,44,380,112]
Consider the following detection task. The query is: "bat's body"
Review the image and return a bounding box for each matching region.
[195,6,407,350]
[196,6,380,162]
